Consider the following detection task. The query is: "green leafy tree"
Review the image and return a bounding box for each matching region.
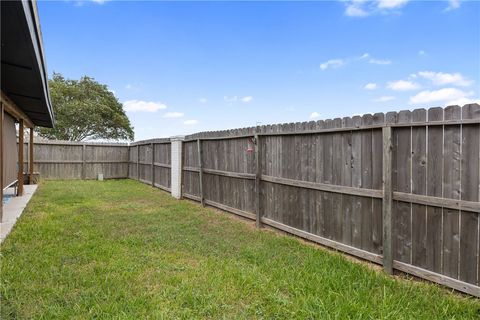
[37,73,134,141]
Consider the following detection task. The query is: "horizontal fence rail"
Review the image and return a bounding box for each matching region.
[22,104,480,297]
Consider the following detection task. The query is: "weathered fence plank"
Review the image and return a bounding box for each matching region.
[426,107,443,274]
[393,110,412,264]
[360,114,373,253]
[197,139,204,206]
[371,113,384,255]
[332,118,343,244]
[383,126,393,274]
[255,132,262,228]
[460,104,480,285]
[411,108,428,269]
[442,105,461,279]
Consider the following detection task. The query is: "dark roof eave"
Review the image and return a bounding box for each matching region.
[1,0,55,128]
[22,0,55,127]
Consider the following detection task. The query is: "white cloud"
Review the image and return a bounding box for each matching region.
[224,95,253,103]
[377,0,409,9]
[310,112,320,119]
[418,50,426,56]
[344,0,410,17]
[320,59,345,70]
[359,53,370,59]
[125,84,133,90]
[417,71,472,87]
[409,88,472,104]
[364,83,378,90]
[445,0,461,11]
[369,58,391,65]
[198,98,208,104]
[387,80,420,91]
[345,3,369,17]
[374,96,396,102]
[123,100,167,112]
[163,112,184,118]
[240,96,253,103]
[321,53,390,70]
[184,120,198,125]
[72,0,108,5]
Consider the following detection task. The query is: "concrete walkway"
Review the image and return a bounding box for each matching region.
[1,185,38,243]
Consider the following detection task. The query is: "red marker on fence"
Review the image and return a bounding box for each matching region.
[246,137,254,153]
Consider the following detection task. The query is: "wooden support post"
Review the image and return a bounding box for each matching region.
[82,143,86,179]
[151,143,155,187]
[29,127,34,184]
[382,126,393,274]
[137,145,140,180]
[180,141,185,200]
[17,119,24,196]
[197,139,205,206]
[126,145,130,178]
[255,132,262,228]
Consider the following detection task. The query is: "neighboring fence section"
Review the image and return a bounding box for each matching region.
[21,140,129,179]
[128,139,171,192]
[21,139,172,191]
[177,104,480,297]
[24,104,479,297]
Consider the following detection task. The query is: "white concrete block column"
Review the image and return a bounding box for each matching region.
[170,136,185,199]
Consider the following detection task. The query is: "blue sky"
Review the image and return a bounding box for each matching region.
[38,0,479,140]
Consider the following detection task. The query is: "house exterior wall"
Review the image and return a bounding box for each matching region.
[3,112,18,189]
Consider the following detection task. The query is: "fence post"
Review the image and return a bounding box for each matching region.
[170,136,184,199]
[197,139,205,206]
[29,128,34,184]
[82,143,86,180]
[126,145,130,179]
[382,126,393,274]
[17,119,24,196]
[151,142,155,187]
[136,144,140,181]
[255,131,263,228]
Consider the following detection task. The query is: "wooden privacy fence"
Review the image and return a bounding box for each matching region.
[21,140,129,179]
[177,104,480,297]
[128,138,172,192]
[23,104,479,297]
[22,139,173,193]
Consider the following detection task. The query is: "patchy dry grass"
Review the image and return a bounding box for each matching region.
[1,180,479,319]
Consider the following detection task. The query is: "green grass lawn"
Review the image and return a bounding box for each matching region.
[1,180,479,319]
